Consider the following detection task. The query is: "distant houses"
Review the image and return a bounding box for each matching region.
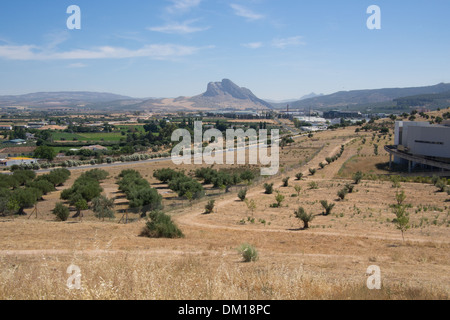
[2,139,26,145]
[0,157,38,167]
[80,145,108,151]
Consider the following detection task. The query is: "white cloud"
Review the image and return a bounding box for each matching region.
[242,42,263,49]
[148,20,209,34]
[271,36,305,49]
[230,4,264,21]
[0,43,211,61]
[167,0,202,14]
[67,63,87,68]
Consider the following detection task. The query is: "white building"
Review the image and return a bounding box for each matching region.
[388,121,450,172]
[394,121,450,161]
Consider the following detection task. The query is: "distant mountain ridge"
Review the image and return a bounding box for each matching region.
[0,91,133,107]
[1,82,450,112]
[287,83,450,110]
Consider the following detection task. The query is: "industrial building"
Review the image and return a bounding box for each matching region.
[385,121,450,172]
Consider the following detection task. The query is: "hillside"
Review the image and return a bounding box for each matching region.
[0,91,133,108]
[285,83,450,110]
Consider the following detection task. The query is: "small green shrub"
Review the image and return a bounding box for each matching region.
[337,188,348,200]
[295,173,303,180]
[140,211,184,239]
[308,181,319,190]
[205,200,215,214]
[282,177,290,187]
[309,168,317,176]
[320,200,335,216]
[353,171,363,184]
[238,243,259,262]
[52,202,70,222]
[294,207,315,229]
[264,183,274,194]
[238,189,247,201]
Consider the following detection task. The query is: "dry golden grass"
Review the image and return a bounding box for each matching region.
[0,125,449,300]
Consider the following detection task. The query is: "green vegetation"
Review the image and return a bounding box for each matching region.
[391,191,410,242]
[294,207,314,229]
[140,211,184,239]
[92,195,115,221]
[118,170,163,217]
[264,183,274,195]
[0,168,71,217]
[204,200,215,214]
[320,200,335,216]
[52,202,70,222]
[337,188,348,201]
[237,243,259,262]
[238,189,247,201]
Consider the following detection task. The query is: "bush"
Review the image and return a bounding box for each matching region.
[337,188,348,200]
[309,168,316,176]
[353,171,363,184]
[294,207,314,229]
[435,179,447,192]
[264,183,274,194]
[308,181,318,190]
[52,202,70,221]
[238,243,259,262]
[140,211,184,239]
[238,189,247,201]
[345,183,355,193]
[295,173,303,180]
[205,200,215,214]
[319,162,325,169]
[282,177,290,187]
[320,200,335,216]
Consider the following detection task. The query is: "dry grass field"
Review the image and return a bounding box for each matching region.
[0,125,449,300]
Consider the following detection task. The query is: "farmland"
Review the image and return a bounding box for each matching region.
[0,124,448,300]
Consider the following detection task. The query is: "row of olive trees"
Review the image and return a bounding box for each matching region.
[0,168,71,217]
[117,169,163,218]
[58,169,113,221]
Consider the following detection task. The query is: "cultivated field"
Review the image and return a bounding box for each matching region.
[0,126,449,300]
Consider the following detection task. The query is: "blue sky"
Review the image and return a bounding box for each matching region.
[0,0,449,100]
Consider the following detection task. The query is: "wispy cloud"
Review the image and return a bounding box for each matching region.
[271,36,305,49]
[67,62,87,68]
[167,0,202,14]
[242,42,263,49]
[148,20,209,34]
[0,43,212,61]
[230,4,264,21]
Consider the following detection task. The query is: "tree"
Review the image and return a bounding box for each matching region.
[238,189,247,201]
[140,211,184,239]
[73,198,88,220]
[92,195,115,221]
[244,199,256,216]
[128,187,163,217]
[282,177,290,187]
[205,200,215,214]
[34,145,57,162]
[294,185,302,198]
[52,202,70,222]
[353,171,363,184]
[276,192,285,207]
[11,187,40,216]
[320,200,335,216]
[392,203,410,242]
[294,207,314,229]
[295,173,303,180]
[264,183,274,194]
[309,168,317,176]
[337,188,348,201]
